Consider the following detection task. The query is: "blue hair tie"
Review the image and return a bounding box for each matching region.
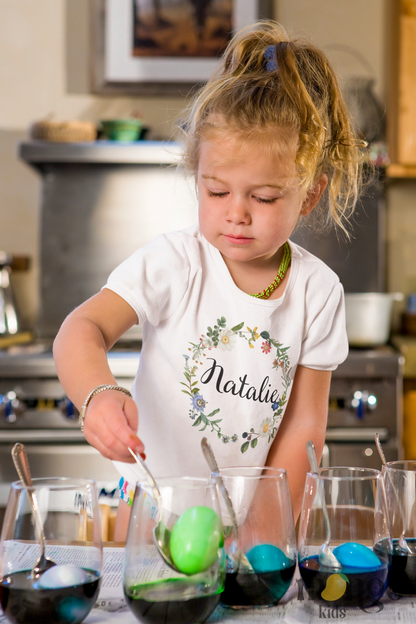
[264,45,278,72]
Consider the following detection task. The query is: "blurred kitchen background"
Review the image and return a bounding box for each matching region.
[2,0,416,532]
[2,0,398,330]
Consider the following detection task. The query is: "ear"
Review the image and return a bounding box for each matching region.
[300,175,328,216]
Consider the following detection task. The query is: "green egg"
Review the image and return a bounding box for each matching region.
[169,505,223,576]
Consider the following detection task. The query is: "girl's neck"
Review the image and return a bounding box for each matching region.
[221,245,291,300]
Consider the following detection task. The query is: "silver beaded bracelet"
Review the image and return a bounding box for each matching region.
[79,384,133,432]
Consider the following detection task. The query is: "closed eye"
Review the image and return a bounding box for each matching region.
[207,190,228,198]
[255,196,278,204]
[206,190,279,204]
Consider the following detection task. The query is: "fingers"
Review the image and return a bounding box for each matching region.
[82,392,145,462]
[86,427,145,463]
[85,429,132,462]
[123,395,139,433]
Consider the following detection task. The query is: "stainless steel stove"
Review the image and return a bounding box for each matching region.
[0,341,403,535]
[0,343,403,477]
[0,344,139,484]
[324,346,404,468]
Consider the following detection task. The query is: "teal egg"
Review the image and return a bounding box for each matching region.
[246,544,291,573]
[170,506,223,576]
[332,542,382,569]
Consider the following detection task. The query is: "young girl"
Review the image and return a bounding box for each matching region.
[53,21,365,538]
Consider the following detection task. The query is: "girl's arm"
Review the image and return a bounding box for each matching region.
[266,365,332,521]
[53,288,145,463]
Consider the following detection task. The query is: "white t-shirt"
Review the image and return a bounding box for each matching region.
[105,225,348,483]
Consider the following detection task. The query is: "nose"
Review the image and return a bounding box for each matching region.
[226,197,251,224]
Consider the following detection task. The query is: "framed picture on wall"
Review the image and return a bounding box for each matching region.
[90,0,272,95]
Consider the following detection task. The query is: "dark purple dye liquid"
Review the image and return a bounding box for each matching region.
[220,563,296,608]
[124,580,221,624]
[381,538,416,596]
[299,554,389,608]
[0,569,101,624]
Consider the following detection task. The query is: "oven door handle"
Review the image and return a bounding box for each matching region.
[325,427,389,442]
[0,430,85,443]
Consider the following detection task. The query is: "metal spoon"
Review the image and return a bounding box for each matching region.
[375,433,412,554]
[127,447,184,574]
[200,437,244,573]
[306,440,341,570]
[11,443,56,578]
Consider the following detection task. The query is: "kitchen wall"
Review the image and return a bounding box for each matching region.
[1,0,409,332]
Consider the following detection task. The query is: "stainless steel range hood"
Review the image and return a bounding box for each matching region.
[19,140,197,340]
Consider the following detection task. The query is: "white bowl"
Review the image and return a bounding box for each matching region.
[345,293,403,347]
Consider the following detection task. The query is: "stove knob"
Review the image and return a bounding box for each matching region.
[348,390,378,420]
[0,391,25,423]
[57,397,78,421]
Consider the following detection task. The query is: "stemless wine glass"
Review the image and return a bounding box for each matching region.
[123,476,225,624]
[0,477,102,624]
[215,466,297,609]
[298,467,391,609]
[384,460,416,595]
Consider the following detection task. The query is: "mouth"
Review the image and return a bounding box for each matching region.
[223,234,253,245]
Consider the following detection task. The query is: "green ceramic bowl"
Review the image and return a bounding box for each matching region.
[100,118,143,142]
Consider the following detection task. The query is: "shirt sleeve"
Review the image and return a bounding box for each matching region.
[299,281,348,371]
[103,232,191,326]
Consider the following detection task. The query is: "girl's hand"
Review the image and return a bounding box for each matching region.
[82,389,145,462]
[52,289,144,462]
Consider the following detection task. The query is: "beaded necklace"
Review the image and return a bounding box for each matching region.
[250,242,291,300]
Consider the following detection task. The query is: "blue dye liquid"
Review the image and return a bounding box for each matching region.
[222,544,296,609]
[0,568,100,624]
[378,538,416,596]
[299,550,389,608]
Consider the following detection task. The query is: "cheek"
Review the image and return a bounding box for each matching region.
[198,201,214,237]
[261,206,301,238]
[198,200,207,224]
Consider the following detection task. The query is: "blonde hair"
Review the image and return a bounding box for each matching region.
[180,21,367,234]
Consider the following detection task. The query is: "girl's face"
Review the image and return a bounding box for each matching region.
[197,131,326,269]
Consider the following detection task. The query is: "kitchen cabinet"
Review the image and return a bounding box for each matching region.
[386,0,416,177]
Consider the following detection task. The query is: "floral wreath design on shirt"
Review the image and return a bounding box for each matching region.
[181,317,292,454]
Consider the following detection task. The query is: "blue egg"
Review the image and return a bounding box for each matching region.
[246,544,290,573]
[38,565,88,589]
[58,597,89,621]
[332,542,382,569]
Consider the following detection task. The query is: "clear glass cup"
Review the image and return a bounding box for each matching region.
[0,477,102,624]
[123,477,225,624]
[384,460,416,595]
[215,466,296,609]
[298,467,391,609]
